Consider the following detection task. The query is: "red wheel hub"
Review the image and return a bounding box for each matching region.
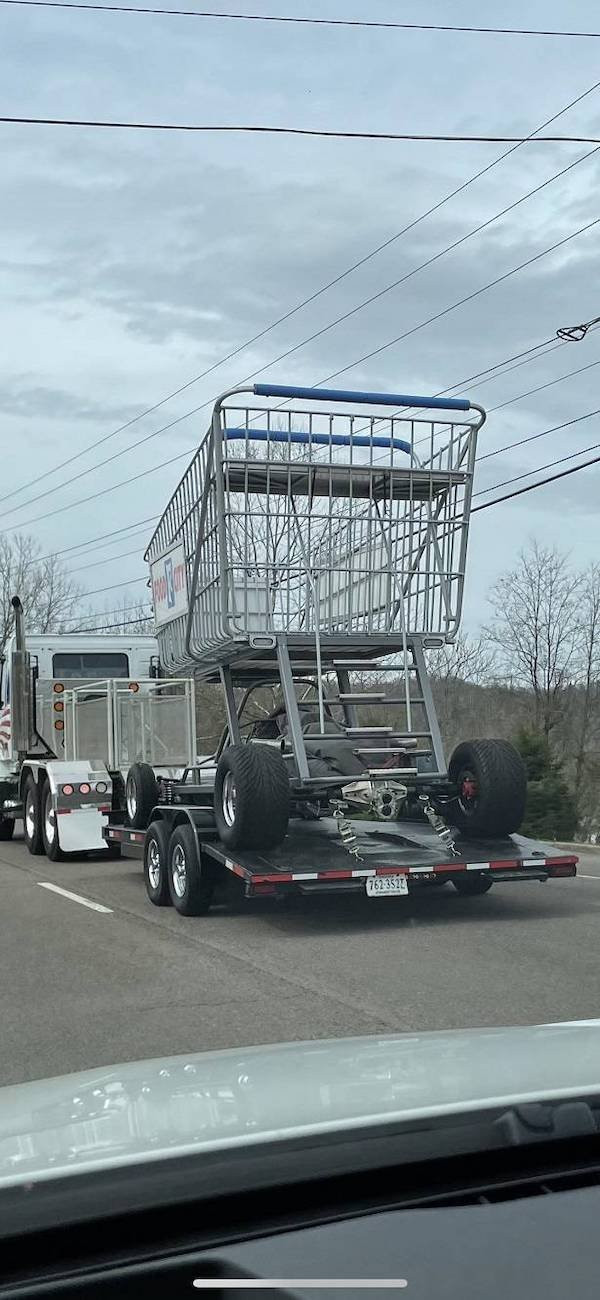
[461,776,477,800]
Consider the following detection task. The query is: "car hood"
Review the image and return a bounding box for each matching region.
[1,1022,600,1188]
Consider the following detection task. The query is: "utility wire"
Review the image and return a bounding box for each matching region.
[310,216,600,388]
[66,615,152,633]
[2,116,599,143]
[4,77,597,511]
[5,146,599,524]
[2,1,600,38]
[475,439,600,497]
[472,449,600,512]
[2,2,600,38]
[4,204,598,535]
[36,515,159,564]
[558,313,600,341]
[0,446,196,536]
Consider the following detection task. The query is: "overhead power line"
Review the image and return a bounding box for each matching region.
[66,615,152,633]
[264,216,600,410]
[3,77,597,512]
[558,313,600,341]
[36,515,159,564]
[3,205,598,536]
[475,439,600,497]
[6,145,597,525]
[2,2,600,39]
[473,449,600,513]
[2,116,599,143]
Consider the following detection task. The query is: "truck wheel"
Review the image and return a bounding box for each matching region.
[452,875,493,896]
[23,775,44,855]
[0,816,14,841]
[167,824,214,916]
[41,782,63,862]
[126,763,158,829]
[214,744,290,850]
[143,820,171,906]
[448,739,527,838]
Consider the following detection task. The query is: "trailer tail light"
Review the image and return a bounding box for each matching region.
[79,783,91,795]
[54,720,64,731]
[53,682,64,694]
[61,784,74,796]
[54,700,64,712]
[128,682,139,693]
[95,781,108,794]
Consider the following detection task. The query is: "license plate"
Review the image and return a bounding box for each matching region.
[366,874,408,898]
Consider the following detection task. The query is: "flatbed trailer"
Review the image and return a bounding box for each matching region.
[103,815,578,911]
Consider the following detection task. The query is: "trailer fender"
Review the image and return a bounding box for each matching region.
[44,762,113,853]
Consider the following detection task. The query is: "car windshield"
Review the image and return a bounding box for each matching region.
[1,0,596,1219]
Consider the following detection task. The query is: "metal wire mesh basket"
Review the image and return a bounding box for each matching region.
[146,383,485,676]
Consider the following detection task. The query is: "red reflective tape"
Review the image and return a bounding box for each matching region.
[544,856,578,866]
[489,859,518,869]
[375,866,408,876]
[434,861,466,872]
[319,869,353,880]
[56,808,72,815]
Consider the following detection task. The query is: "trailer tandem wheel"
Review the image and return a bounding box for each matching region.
[167,824,214,916]
[143,820,171,907]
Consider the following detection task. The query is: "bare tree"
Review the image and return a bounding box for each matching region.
[426,633,496,686]
[570,563,600,793]
[485,541,582,736]
[0,534,83,652]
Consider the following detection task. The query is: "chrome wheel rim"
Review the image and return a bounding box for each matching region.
[171,843,187,899]
[25,791,36,840]
[44,792,55,845]
[147,838,161,891]
[126,777,137,822]
[222,772,237,828]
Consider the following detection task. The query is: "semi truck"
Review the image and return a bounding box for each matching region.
[0,382,578,915]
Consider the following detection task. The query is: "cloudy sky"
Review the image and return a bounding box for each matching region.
[1,0,600,631]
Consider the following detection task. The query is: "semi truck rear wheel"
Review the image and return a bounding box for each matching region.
[214,744,290,850]
[23,775,44,856]
[41,782,63,862]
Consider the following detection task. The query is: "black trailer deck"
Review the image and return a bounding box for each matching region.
[104,816,578,900]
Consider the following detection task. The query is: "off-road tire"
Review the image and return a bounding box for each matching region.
[214,744,290,850]
[449,739,527,838]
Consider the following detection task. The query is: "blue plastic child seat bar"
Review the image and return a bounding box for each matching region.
[253,382,471,412]
[224,428,413,455]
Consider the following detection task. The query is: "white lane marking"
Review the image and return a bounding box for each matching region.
[576,873,600,880]
[38,882,113,913]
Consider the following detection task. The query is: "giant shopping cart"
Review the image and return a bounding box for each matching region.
[146,383,526,850]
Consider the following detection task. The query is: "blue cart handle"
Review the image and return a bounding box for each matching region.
[253,382,471,413]
[225,428,413,455]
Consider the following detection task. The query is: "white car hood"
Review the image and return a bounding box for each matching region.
[1,1022,600,1188]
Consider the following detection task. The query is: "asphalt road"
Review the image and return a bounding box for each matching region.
[1,830,598,1088]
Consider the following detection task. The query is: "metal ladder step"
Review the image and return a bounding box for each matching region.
[354,741,419,753]
[367,767,416,778]
[337,692,386,703]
